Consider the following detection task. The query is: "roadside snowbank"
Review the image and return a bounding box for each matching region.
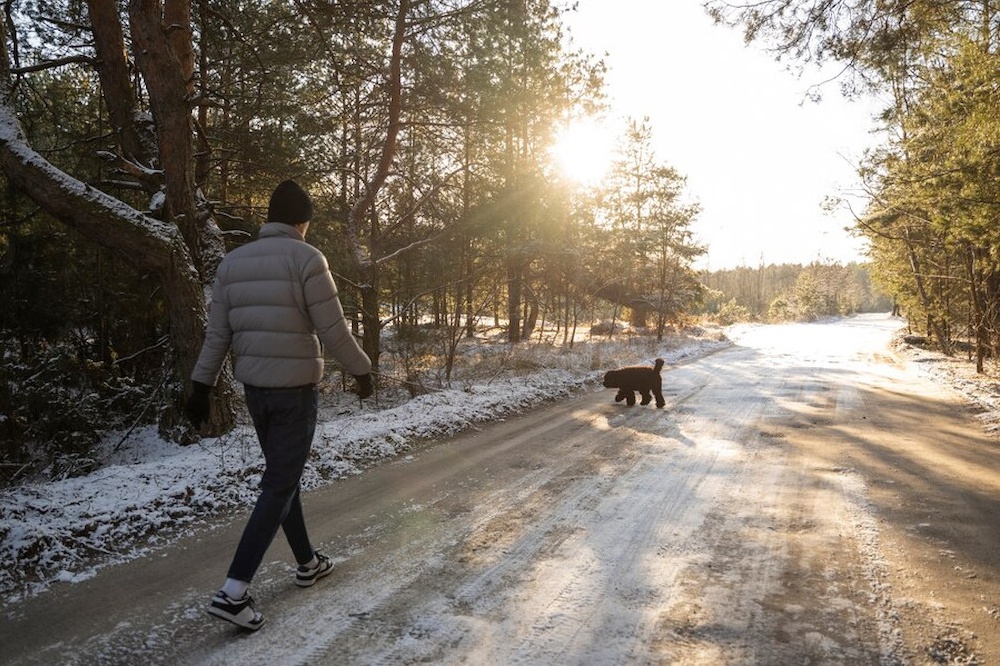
[897,338,1000,432]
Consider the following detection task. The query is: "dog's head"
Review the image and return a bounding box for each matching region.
[602,370,620,388]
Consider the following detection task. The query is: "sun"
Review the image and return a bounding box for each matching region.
[551,117,616,185]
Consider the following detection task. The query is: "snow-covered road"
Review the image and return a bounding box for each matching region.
[5,314,1000,664]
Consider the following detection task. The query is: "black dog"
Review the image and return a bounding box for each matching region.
[602,358,665,408]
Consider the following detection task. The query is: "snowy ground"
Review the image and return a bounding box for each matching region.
[897,336,1000,432]
[7,313,1000,664]
[4,316,999,612]
[0,326,729,604]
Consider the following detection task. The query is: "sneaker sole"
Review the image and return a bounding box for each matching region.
[207,605,266,631]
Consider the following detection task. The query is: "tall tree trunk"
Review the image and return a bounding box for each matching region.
[129,0,234,433]
[629,302,649,328]
[86,0,150,167]
[464,239,476,339]
[966,245,989,373]
[360,282,381,373]
[129,0,200,259]
[905,229,951,355]
[522,291,538,340]
[507,258,522,343]
[344,0,409,371]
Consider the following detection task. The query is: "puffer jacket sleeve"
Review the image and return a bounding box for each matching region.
[190,276,234,386]
[302,252,372,376]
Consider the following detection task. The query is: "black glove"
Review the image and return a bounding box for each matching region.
[184,381,212,426]
[354,373,374,399]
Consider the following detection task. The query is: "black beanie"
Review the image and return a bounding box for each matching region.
[268,180,314,225]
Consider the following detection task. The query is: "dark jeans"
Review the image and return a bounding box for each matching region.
[227,384,319,583]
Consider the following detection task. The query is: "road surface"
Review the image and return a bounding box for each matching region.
[3,314,1000,664]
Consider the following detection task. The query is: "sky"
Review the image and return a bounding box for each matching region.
[560,0,887,270]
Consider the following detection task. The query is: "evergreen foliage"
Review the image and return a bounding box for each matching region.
[700,262,891,323]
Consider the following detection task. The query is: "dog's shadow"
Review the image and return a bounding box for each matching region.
[600,388,696,448]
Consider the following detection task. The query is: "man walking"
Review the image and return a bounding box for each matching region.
[185,179,373,631]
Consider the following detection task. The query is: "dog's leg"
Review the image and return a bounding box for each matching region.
[625,390,636,406]
[614,389,627,403]
[654,388,665,408]
[639,389,652,405]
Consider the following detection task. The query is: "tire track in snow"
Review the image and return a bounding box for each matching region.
[439,365,762,664]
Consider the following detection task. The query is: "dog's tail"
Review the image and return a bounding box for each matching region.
[653,358,664,372]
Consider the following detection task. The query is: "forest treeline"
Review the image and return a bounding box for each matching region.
[0,0,707,478]
[700,262,892,324]
[709,1,1000,371]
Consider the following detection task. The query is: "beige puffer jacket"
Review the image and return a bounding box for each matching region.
[191,223,371,388]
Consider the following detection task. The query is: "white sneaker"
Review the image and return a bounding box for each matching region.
[295,552,333,587]
[207,590,265,631]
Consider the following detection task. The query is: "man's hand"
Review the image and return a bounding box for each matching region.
[184,381,212,426]
[354,373,374,399]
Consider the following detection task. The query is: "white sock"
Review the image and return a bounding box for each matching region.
[221,578,249,599]
[301,555,319,570]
